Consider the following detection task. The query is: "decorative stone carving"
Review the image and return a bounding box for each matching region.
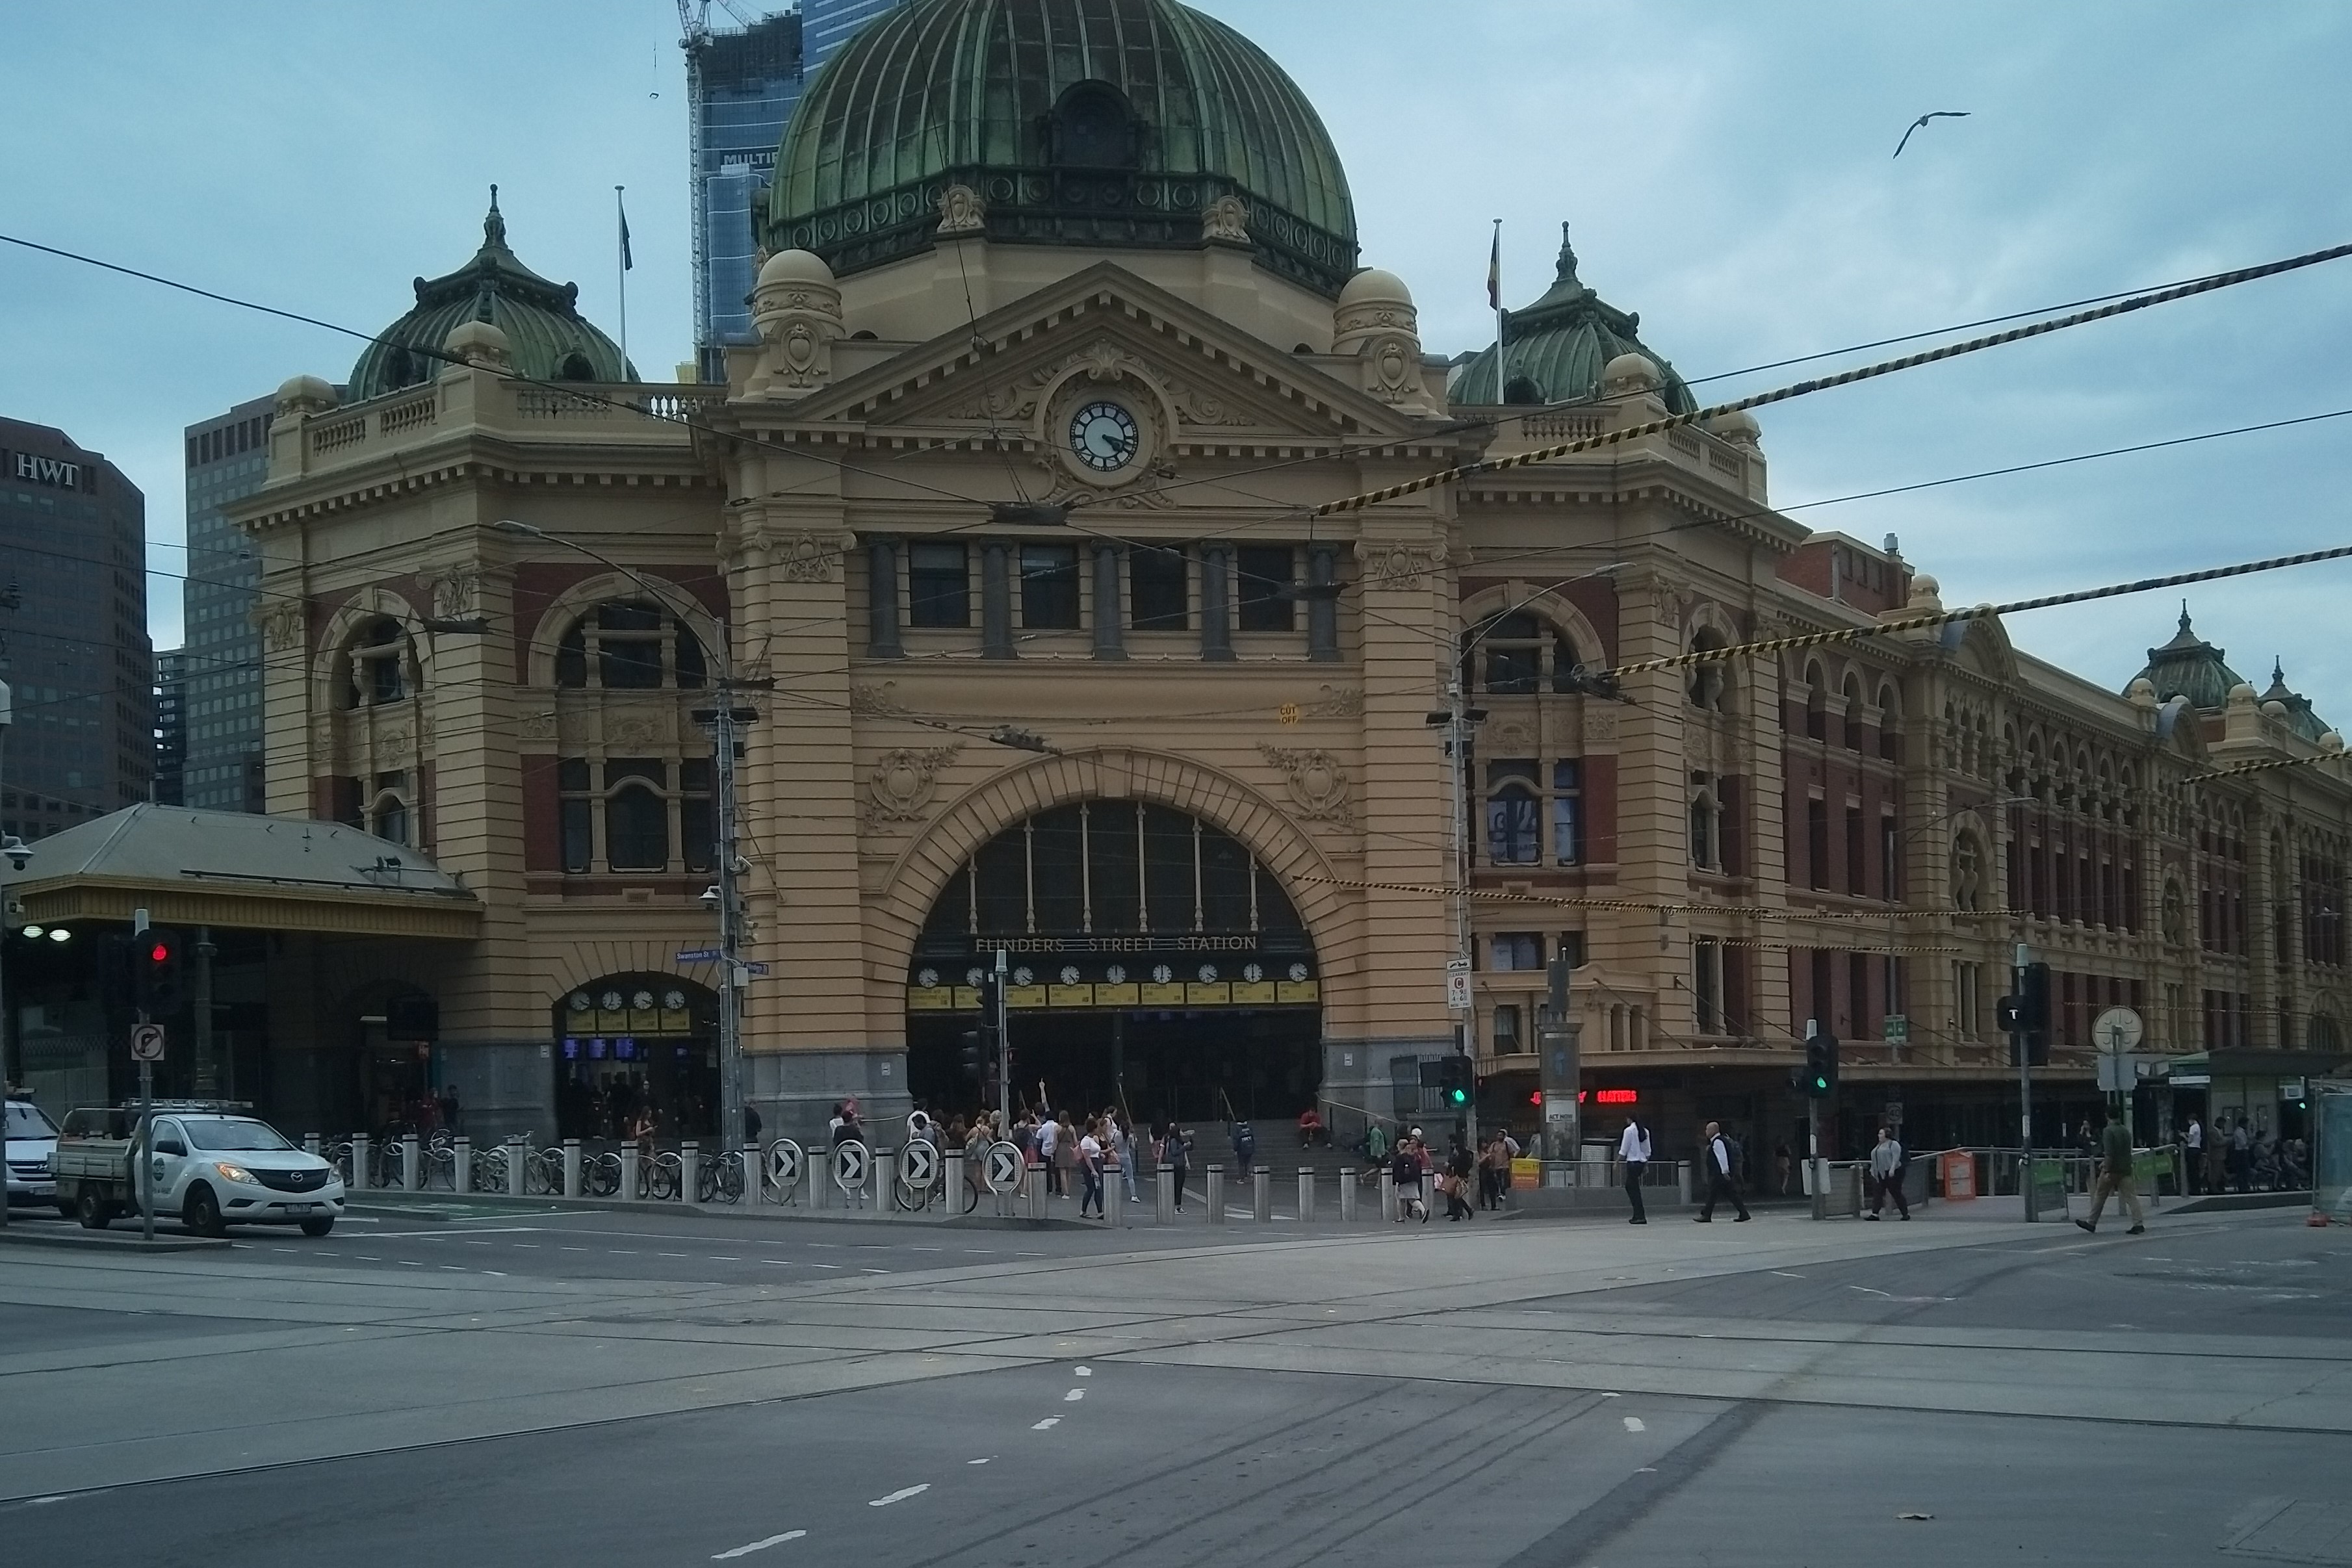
[1487,719,1536,755]
[851,681,911,718]
[746,250,845,397]
[1332,267,1435,412]
[1358,539,1446,591]
[374,725,413,756]
[773,531,846,583]
[606,713,664,749]
[1304,684,1363,719]
[253,601,305,652]
[1258,743,1353,825]
[937,184,987,237]
[1201,195,1250,244]
[864,745,963,827]
[517,710,557,742]
[1584,708,1622,744]
[426,569,480,620]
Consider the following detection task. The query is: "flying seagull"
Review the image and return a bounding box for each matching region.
[1894,110,1970,158]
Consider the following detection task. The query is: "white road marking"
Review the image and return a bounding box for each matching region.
[708,1256,742,1262]
[1623,1417,1646,1433]
[868,1485,929,1508]
[713,1529,807,1559]
[860,1268,890,1274]
[1846,1285,1895,1298]
[1075,1366,1091,1377]
[808,1263,842,1269]
[967,1458,992,1466]
[1064,1389,1084,1402]
[1770,1270,1805,1278]
[1031,1417,1060,1430]
[658,1253,690,1259]
[484,1270,506,1278]
[1600,1392,1620,1399]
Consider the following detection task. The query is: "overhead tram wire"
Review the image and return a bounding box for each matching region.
[1306,236,2352,521]
[0,231,1000,515]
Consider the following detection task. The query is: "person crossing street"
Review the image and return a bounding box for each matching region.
[1694,1121,1749,1222]
[1618,1116,1651,1224]
[2076,1112,2147,1236]
[1866,1125,1910,1219]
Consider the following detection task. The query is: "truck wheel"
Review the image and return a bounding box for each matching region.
[77,1190,110,1230]
[183,1185,226,1239]
[299,1216,335,1237]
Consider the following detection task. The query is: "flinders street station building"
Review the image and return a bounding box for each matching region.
[40,0,2337,1159]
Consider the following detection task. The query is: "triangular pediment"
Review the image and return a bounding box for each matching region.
[766,262,1434,446]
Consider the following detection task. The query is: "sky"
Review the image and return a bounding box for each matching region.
[5,1,2351,711]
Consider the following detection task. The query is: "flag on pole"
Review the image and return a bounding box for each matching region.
[1486,219,1501,310]
[618,190,634,271]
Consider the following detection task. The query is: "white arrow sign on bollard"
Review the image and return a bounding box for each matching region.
[985,1141,1024,1192]
[768,1138,803,1191]
[833,1140,870,1194]
[899,1140,938,1191]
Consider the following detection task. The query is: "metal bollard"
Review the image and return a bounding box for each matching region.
[743,1142,762,1207]
[877,1148,898,1218]
[1156,1165,1175,1224]
[1253,1168,1272,1223]
[1298,1168,1315,1223]
[1026,1166,1046,1222]
[1380,1168,1395,1222]
[508,1137,527,1198]
[1339,1168,1357,1222]
[620,1143,640,1202]
[1208,1164,1226,1224]
[304,1133,320,1157]
[454,1136,472,1194]
[679,1141,699,1204]
[562,1138,583,1200]
[352,1133,372,1190]
[402,1132,421,1192]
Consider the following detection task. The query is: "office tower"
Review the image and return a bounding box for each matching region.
[153,649,187,806]
[182,396,274,812]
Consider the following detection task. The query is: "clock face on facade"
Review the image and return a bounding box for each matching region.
[1067,400,1140,472]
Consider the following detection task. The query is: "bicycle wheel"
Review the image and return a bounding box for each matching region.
[586,1155,620,1198]
[649,1158,678,1201]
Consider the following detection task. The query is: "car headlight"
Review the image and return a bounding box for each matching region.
[213,1163,260,1185]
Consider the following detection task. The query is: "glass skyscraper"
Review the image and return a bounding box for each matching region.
[153,649,186,806]
[0,416,151,840]
[686,0,906,380]
[180,396,274,813]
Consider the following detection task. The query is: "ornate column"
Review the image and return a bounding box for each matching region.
[1200,545,1234,662]
[866,537,902,659]
[981,542,1013,659]
[1092,542,1126,661]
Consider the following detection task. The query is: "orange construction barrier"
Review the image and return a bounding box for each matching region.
[1940,1148,1978,1200]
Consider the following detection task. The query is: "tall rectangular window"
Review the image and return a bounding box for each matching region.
[1491,932,1542,970]
[1954,960,1982,1037]
[1848,950,1870,1039]
[1492,1004,1521,1053]
[1552,760,1583,866]
[680,758,714,873]
[1486,760,1540,866]
[1880,814,1899,901]
[1693,938,1722,1034]
[1807,798,1829,890]
[558,758,593,873]
[1130,545,1189,630]
[1020,545,1081,629]
[908,543,970,627]
[1235,545,1295,631]
[1845,805,1865,895]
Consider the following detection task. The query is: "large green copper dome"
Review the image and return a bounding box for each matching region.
[2133,609,2247,712]
[348,190,636,401]
[1451,225,1696,413]
[764,0,1358,295]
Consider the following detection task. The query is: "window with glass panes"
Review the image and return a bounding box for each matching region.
[1130,545,1188,630]
[554,601,707,690]
[1464,612,1587,695]
[1235,545,1295,632]
[1020,545,1080,628]
[556,756,713,874]
[907,543,970,628]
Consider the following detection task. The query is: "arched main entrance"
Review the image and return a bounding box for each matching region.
[904,799,1322,1125]
[552,975,721,1140]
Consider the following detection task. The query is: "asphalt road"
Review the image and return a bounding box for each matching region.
[4,1205,2347,1566]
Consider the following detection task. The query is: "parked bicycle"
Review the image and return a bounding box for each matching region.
[637,1149,682,1201]
[697,1149,747,1205]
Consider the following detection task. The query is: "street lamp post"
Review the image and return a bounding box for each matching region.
[493,521,762,1156]
[1429,567,1625,1155]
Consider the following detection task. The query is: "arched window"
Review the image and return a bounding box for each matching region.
[342,617,414,709]
[370,792,409,848]
[1688,628,1727,710]
[1841,675,1865,751]
[1803,665,1827,741]
[556,351,595,381]
[1952,832,1984,912]
[553,600,707,690]
[2312,1014,2344,1052]
[554,756,713,875]
[605,777,672,871]
[1466,611,1584,695]
[1486,760,1541,866]
[1689,790,1720,871]
[1876,683,1900,761]
[1050,82,1137,168]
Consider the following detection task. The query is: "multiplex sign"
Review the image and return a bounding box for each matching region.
[5,450,90,492]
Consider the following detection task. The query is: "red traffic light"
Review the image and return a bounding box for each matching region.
[148,941,172,963]
[1528,1090,1543,1106]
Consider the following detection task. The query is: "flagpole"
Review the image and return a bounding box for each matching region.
[615,185,630,373]
[1490,217,1506,402]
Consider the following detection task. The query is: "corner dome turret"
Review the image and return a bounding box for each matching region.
[2130,605,2247,713]
[765,0,1358,295]
[1451,223,1696,411]
[347,186,637,400]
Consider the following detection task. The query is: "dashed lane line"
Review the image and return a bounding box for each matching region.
[868,1485,929,1508]
[712,1529,806,1559]
[1064,1389,1084,1402]
[1623,1417,1646,1433]
[1031,1417,1060,1431]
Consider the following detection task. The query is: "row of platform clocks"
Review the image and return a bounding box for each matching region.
[914,961,1316,988]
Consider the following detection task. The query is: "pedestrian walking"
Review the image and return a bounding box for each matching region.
[1157,1122,1191,1211]
[2229,1117,2252,1193]
[2076,1112,2147,1235]
[2182,1115,2203,1196]
[1392,1137,1428,1222]
[1231,1119,1256,1179]
[1866,1125,1910,1220]
[1442,1138,1476,1221]
[1077,1118,1107,1218]
[1365,1121,1389,1168]
[1618,1116,1651,1224]
[1038,1111,1065,1195]
[1110,1114,1140,1204]
[1773,1140,1792,1196]
[1695,1120,1750,1222]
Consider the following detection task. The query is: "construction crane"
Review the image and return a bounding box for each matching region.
[677,0,762,43]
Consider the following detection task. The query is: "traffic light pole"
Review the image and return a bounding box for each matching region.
[2012,940,2034,1214]
[994,947,1010,1129]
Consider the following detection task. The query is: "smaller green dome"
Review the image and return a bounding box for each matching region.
[1451,224,1696,413]
[348,188,636,401]
[2259,658,2332,743]
[2133,607,2247,712]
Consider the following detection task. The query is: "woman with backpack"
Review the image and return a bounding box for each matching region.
[1392,1136,1428,1222]
[1157,1121,1192,1211]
